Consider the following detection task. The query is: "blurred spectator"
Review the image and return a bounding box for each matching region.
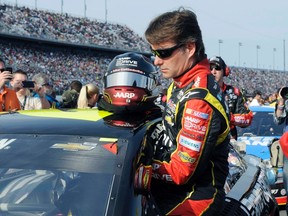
[77,83,99,108]
[70,80,82,93]
[31,72,57,109]
[10,69,42,110]
[61,80,82,108]
[62,89,79,108]
[0,58,20,111]
[249,90,262,106]
[269,91,278,107]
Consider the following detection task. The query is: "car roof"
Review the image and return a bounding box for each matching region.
[0,109,148,137]
[248,105,275,112]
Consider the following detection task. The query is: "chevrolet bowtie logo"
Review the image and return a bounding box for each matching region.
[51,142,97,151]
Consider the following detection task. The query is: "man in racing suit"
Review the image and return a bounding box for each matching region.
[134,8,230,215]
[209,56,253,140]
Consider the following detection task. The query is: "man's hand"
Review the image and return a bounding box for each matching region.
[33,84,45,98]
[278,86,287,106]
[0,71,12,89]
[134,164,152,194]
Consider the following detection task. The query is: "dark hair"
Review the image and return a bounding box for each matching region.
[253,90,262,98]
[13,69,28,76]
[145,7,205,62]
[70,80,82,93]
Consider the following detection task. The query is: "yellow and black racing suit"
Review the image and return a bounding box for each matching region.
[150,59,230,216]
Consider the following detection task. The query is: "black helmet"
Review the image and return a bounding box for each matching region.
[102,52,158,109]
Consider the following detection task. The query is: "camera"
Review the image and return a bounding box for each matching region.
[0,67,13,80]
[22,81,35,88]
[0,67,13,73]
[280,87,288,99]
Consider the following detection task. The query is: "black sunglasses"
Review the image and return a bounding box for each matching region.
[210,64,222,71]
[150,44,184,59]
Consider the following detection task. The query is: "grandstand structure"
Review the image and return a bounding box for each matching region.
[0,3,287,98]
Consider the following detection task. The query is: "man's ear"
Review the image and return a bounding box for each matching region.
[187,42,196,57]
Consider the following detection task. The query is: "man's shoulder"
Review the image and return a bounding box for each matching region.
[2,86,17,96]
[225,84,241,96]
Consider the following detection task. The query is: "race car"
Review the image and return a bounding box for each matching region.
[237,105,286,207]
[0,109,279,215]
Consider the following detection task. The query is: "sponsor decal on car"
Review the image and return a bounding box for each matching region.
[51,142,97,151]
[0,138,16,150]
[18,109,112,121]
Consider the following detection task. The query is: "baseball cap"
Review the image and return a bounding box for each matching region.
[280,87,288,99]
[62,89,79,108]
[209,56,227,69]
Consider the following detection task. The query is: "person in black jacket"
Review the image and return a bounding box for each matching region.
[209,56,253,140]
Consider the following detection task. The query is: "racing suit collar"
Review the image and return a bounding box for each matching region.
[173,58,210,88]
[221,83,227,92]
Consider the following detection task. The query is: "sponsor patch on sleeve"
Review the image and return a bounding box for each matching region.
[178,151,196,163]
[183,116,207,134]
[179,135,202,152]
[185,108,209,119]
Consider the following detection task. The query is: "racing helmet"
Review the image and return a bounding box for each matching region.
[102,52,158,108]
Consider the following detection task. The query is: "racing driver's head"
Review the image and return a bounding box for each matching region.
[98,52,159,113]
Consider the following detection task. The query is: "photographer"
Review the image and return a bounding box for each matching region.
[10,69,42,110]
[274,86,288,213]
[0,58,20,112]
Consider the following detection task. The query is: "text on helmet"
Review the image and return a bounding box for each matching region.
[114,92,136,98]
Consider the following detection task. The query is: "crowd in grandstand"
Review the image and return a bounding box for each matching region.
[0,3,149,52]
[0,3,287,103]
[0,40,112,94]
[225,67,286,100]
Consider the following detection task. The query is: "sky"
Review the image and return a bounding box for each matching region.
[2,0,288,71]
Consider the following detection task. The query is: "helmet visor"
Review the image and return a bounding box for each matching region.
[105,71,156,91]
